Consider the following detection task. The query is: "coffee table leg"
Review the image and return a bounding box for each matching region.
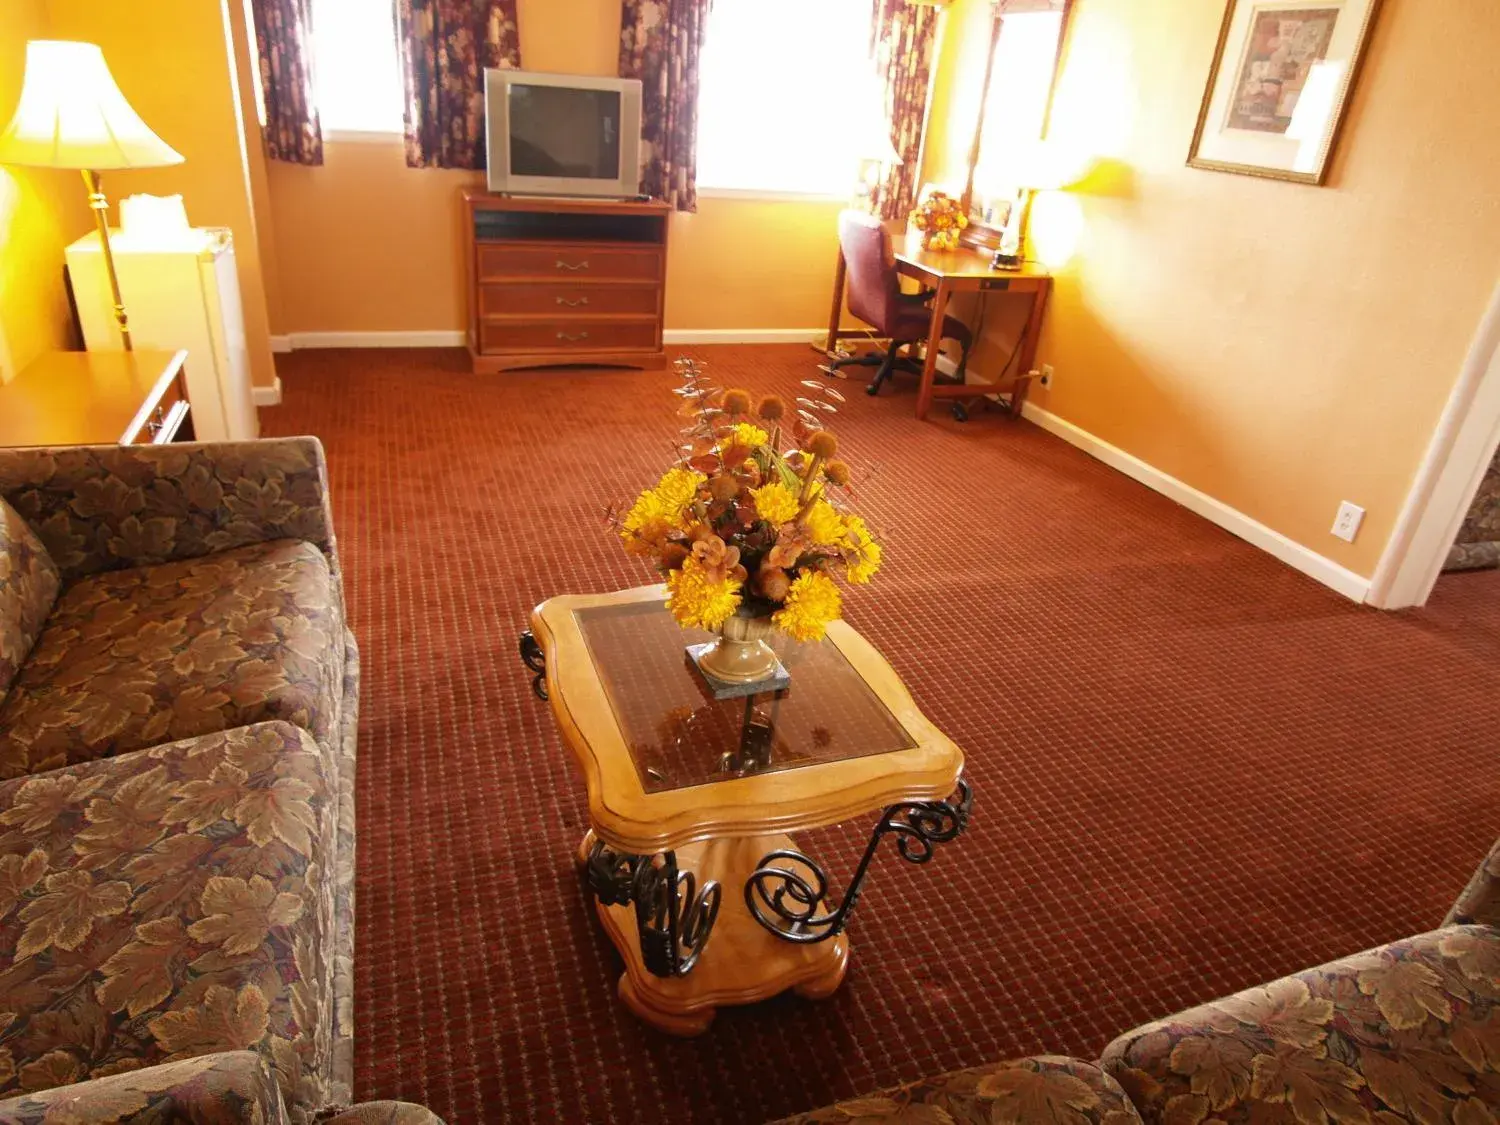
[583,839,721,978]
[518,630,547,701]
[745,780,973,943]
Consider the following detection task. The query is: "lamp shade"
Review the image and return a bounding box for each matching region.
[0,40,183,170]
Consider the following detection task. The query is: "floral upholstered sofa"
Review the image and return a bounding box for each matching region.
[777,836,1500,1125]
[0,440,437,1123]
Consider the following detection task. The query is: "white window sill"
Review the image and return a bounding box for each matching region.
[324,128,403,144]
[697,186,850,203]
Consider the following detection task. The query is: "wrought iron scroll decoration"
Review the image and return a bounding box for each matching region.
[518,630,548,701]
[745,780,973,944]
[585,840,722,977]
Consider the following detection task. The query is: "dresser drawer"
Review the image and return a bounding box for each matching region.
[477,243,662,283]
[479,319,660,354]
[480,282,660,318]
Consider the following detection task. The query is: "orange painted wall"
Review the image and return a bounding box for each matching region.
[262,0,845,336]
[44,0,278,389]
[0,0,74,378]
[929,0,1500,579]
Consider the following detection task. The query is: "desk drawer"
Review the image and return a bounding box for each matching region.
[480,282,659,318]
[479,319,659,354]
[125,375,191,445]
[478,244,661,282]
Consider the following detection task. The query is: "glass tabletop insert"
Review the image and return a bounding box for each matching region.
[575,600,918,794]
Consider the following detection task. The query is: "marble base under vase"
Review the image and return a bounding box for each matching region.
[685,641,791,700]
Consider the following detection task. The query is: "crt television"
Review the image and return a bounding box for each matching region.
[484,70,643,198]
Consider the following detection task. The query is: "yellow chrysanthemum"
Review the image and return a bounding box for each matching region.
[620,489,675,556]
[666,556,742,631]
[802,498,846,546]
[774,570,842,642]
[843,515,882,584]
[751,482,801,525]
[725,423,769,450]
[654,467,705,513]
[621,467,703,557]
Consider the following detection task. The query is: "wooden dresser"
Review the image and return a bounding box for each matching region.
[0,349,194,448]
[463,192,670,373]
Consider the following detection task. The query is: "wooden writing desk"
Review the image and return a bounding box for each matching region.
[0,350,194,448]
[825,231,1051,421]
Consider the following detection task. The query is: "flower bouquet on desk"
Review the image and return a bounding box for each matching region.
[611,359,883,694]
[910,190,968,252]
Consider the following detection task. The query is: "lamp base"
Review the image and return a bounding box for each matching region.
[81,169,132,351]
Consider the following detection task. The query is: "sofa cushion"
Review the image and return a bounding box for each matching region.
[0,539,343,779]
[0,499,59,703]
[771,1056,1144,1125]
[1101,925,1500,1125]
[0,722,335,1121]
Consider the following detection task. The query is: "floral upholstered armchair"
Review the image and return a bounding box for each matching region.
[776,836,1500,1125]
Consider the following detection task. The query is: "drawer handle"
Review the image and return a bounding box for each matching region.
[556,259,590,271]
[556,331,590,343]
[556,296,589,307]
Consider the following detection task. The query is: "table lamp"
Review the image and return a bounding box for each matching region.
[0,40,184,351]
[852,83,902,214]
[987,141,1081,271]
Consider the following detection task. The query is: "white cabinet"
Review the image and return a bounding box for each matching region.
[66,228,259,441]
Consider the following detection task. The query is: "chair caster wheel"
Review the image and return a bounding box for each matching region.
[865,383,880,397]
[951,402,969,422]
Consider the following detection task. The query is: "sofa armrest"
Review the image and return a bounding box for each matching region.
[325,1103,446,1124]
[0,438,340,585]
[0,1051,284,1123]
[1445,835,1500,926]
[769,1056,1141,1125]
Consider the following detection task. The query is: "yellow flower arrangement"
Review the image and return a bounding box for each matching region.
[910,190,969,252]
[611,358,885,644]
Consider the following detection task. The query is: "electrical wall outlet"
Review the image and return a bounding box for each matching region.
[1039,364,1055,389]
[1331,501,1365,543]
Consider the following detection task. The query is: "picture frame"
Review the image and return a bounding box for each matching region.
[1188,0,1384,185]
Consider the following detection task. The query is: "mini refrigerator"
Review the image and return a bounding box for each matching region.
[66,227,259,441]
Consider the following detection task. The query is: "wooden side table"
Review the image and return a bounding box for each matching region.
[0,349,194,448]
[522,585,971,1035]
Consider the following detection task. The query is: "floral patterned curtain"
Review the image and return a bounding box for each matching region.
[249,0,323,165]
[619,0,712,212]
[869,0,938,221]
[396,0,521,169]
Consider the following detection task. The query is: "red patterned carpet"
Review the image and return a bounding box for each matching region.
[264,345,1500,1124]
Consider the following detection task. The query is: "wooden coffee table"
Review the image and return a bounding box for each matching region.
[521,585,971,1035]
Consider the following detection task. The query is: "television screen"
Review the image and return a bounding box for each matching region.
[508,84,622,180]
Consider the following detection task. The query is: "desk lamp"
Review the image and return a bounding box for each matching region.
[988,141,1076,271]
[0,40,184,351]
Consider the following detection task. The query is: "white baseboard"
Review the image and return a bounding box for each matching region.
[1021,401,1372,604]
[664,329,821,345]
[282,330,467,349]
[270,328,820,351]
[251,377,283,407]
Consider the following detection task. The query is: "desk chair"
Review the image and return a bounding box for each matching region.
[826,210,972,397]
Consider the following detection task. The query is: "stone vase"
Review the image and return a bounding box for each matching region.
[695,611,778,684]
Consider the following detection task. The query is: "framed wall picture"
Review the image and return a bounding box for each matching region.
[1188,0,1384,184]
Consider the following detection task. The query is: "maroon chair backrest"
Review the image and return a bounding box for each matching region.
[838,210,903,335]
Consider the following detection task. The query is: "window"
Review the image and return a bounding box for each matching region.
[974,7,1066,186]
[696,0,879,196]
[309,0,404,135]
